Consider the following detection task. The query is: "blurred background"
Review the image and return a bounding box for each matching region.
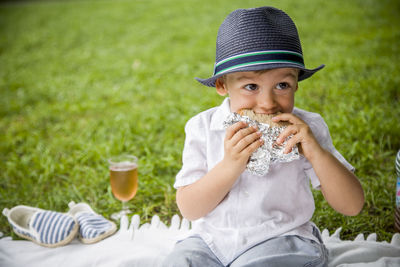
[0,0,399,241]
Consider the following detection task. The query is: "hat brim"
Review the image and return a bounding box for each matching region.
[195,63,325,87]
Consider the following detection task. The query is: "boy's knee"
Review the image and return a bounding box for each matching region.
[162,248,210,267]
[162,238,222,267]
[162,250,191,267]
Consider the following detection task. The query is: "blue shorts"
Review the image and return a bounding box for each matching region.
[162,228,328,267]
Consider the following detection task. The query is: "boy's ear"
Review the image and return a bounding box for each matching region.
[215,78,228,96]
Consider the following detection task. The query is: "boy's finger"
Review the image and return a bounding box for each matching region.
[230,125,258,146]
[272,113,304,125]
[283,134,301,154]
[243,137,264,155]
[225,121,247,140]
[276,125,298,145]
[235,130,262,153]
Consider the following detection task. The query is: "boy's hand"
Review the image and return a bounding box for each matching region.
[272,113,365,216]
[223,121,264,173]
[272,113,324,161]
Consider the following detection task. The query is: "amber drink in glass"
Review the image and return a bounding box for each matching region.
[108,155,138,220]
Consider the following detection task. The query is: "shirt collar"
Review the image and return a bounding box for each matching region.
[210,97,232,131]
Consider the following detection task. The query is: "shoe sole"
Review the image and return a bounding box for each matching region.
[79,224,117,244]
[13,221,79,248]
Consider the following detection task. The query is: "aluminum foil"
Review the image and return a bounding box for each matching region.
[223,112,300,176]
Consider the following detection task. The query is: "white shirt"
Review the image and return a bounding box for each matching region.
[174,98,354,265]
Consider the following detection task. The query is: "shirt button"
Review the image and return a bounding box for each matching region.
[243,190,250,198]
[242,237,247,245]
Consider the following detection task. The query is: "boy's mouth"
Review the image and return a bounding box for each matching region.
[250,109,282,116]
[238,109,288,126]
[254,111,281,116]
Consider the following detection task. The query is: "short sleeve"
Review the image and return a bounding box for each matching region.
[296,109,355,189]
[174,116,208,189]
[311,115,355,172]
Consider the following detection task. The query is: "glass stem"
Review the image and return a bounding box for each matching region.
[122,201,128,213]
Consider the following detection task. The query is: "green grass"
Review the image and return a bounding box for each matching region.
[1,0,399,243]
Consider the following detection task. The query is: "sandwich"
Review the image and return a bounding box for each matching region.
[223,108,300,175]
[237,109,290,128]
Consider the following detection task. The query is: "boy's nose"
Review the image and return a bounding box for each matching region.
[255,89,278,114]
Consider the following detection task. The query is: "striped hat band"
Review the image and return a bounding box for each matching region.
[213,50,304,76]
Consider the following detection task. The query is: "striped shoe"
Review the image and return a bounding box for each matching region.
[68,201,117,244]
[2,205,78,247]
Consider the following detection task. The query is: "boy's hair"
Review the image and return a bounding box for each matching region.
[195,7,324,87]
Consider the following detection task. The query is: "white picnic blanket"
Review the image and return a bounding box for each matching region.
[0,214,399,267]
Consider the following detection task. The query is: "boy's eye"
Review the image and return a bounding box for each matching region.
[276,82,289,90]
[244,84,258,91]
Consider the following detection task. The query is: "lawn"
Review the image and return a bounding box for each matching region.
[0,0,399,242]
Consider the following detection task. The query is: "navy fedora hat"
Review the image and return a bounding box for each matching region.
[196,6,325,87]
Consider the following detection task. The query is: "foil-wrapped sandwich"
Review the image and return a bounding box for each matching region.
[223,109,300,176]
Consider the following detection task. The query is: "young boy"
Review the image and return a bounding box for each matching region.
[163,6,364,267]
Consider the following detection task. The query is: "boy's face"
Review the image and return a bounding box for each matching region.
[215,68,298,114]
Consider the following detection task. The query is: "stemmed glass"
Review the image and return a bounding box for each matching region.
[108,155,138,220]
